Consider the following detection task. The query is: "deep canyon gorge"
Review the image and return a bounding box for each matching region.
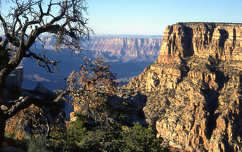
[22,35,162,90]
[4,22,242,152]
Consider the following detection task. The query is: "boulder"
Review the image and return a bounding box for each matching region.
[5,102,66,140]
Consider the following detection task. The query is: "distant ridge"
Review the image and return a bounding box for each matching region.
[90,34,162,39]
[23,35,162,90]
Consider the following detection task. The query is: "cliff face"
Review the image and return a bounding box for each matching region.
[158,23,242,63]
[83,36,162,62]
[126,23,242,152]
[40,35,162,62]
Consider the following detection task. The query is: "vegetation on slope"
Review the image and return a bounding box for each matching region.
[1,58,169,152]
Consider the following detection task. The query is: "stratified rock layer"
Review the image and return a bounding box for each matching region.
[126,23,242,152]
[41,35,162,62]
[158,22,242,63]
[84,36,162,62]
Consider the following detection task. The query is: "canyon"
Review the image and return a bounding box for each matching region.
[81,35,162,62]
[4,35,163,150]
[22,35,162,90]
[126,22,242,152]
[40,35,162,62]
[4,23,242,152]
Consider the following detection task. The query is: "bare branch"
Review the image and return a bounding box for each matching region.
[0,14,8,34]
[53,90,69,102]
[0,0,92,144]
[7,89,68,118]
[24,51,58,73]
[0,0,91,98]
[47,1,67,25]
[7,96,34,118]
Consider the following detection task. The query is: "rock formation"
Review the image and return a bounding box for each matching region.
[158,22,242,63]
[5,83,68,140]
[82,36,162,62]
[5,96,67,140]
[39,35,162,62]
[125,23,242,152]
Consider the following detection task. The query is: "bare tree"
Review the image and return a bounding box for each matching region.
[0,0,91,145]
[67,58,117,108]
[67,57,117,124]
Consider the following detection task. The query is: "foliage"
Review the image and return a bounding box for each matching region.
[67,57,117,108]
[5,58,168,151]
[120,123,166,152]
[61,58,168,151]
[27,136,51,152]
[47,114,168,152]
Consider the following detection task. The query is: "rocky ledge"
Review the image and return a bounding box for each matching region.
[125,22,242,152]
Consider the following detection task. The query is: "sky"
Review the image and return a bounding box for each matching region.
[87,0,242,35]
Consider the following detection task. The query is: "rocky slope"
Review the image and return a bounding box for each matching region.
[125,23,242,152]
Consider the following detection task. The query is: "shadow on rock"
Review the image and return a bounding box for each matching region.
[107,89,148,126]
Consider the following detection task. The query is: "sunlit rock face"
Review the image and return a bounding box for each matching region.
[83,36,162,62]
[158,22,242,63]
[125,23,242,152]
[39,35,162,62]
[5,102,67,140]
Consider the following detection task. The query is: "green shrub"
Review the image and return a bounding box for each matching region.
[27,136,51,152]
[120,123,167,152]
[53,115,168,152]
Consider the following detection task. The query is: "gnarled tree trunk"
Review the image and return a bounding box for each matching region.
[0,68,12,146]
[0,112,6,146]
[0,81,6,146]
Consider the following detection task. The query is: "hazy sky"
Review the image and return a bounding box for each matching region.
[88,0,242,35]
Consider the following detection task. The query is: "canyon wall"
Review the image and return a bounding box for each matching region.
[83,36,162,62]
[126,23,242,152]
[40,35,162,62]
[158,22,242,63]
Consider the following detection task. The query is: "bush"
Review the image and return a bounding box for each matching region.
[120,123,167,152]
[49,115,168,152]
[27,136,51,152]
